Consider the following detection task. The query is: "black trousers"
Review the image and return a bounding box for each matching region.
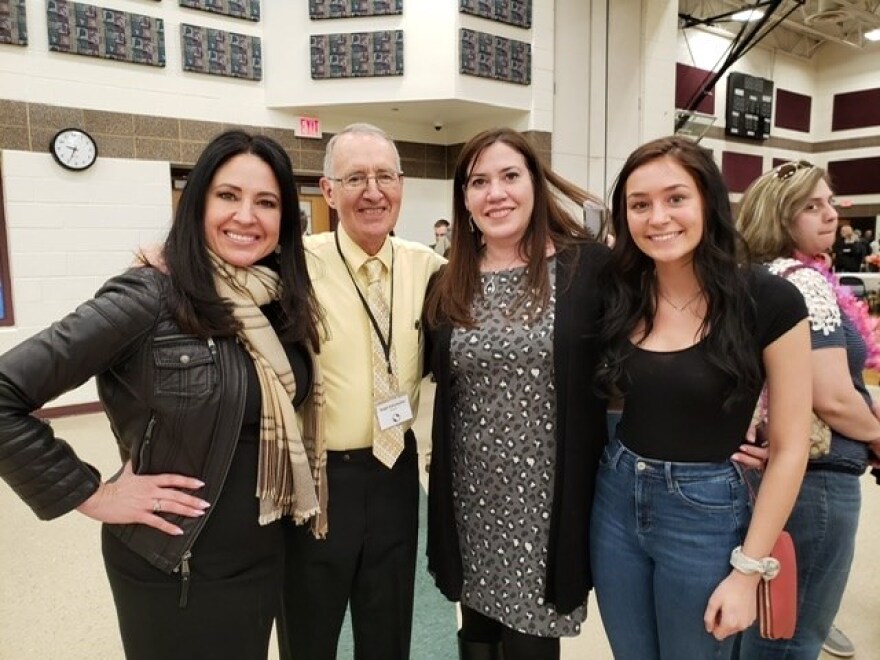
[103,440,284,660]
[279,432,419,660]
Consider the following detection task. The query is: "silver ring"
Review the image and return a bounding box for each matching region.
[153,499,162,513]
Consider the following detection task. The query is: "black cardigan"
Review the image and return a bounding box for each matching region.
[424,242,609,614]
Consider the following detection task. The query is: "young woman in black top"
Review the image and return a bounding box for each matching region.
[591,137,812,659]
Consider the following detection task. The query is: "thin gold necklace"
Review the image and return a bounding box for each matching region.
[657,289,702,312]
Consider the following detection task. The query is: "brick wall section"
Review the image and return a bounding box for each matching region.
[0,100,331,174]
[443,130,552,179]
[0,100,553,180]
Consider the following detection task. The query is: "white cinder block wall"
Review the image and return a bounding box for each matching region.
[0,151,173,406]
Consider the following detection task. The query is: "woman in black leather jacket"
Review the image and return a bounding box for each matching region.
[0,130,321,660]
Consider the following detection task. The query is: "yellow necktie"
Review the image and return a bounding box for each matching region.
[362,258,405,468]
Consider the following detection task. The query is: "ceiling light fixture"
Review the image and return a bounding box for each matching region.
[731,9,765,21]
[865,28,880,41]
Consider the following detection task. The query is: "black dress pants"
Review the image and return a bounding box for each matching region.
[103,439,284,660]
[279,432,419,660]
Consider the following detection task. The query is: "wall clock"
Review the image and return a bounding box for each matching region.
[50,128,98,171]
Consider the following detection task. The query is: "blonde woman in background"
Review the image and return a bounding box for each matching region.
[738,161,880,659]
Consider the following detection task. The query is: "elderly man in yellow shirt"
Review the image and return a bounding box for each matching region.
[278,123,445,660]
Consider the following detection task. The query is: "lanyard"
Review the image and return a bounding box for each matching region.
[335,231,395,374]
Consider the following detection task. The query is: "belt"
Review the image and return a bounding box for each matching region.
[805,463,864,476]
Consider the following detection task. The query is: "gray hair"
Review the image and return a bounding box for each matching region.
[322,122,402,178]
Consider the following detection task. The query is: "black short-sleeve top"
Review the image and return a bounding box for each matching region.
[617,265,807,462]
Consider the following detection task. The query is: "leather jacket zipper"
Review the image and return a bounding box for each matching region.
[176,550,192,607]
[137,414,157,473]
[170,336,244,608]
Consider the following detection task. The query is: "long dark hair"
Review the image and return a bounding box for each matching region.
[596,136,760,407]
[424,127,600,327]
[161,130,320,350]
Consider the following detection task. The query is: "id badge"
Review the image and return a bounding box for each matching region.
[376,394,413,431]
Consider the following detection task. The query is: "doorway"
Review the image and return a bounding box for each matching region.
[298,180,332,235]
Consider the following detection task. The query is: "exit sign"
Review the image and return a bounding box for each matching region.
[295,116,322,139]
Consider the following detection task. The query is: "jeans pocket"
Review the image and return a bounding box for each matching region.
[673,475,737,511]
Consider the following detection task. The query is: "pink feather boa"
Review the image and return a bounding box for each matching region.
[795,252,880,370]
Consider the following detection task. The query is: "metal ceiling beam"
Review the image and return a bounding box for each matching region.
[683,0,874,49]
[820,0,880,25]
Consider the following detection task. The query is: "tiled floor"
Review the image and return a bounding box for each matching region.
[1,381,879,659]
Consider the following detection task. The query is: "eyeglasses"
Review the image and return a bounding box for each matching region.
[328,172,402,190]
[774,160,813,181]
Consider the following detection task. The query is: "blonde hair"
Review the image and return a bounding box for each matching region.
[737,163,831,262]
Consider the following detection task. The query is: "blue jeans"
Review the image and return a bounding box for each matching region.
[590,437,750,660]
[738,470,861,659]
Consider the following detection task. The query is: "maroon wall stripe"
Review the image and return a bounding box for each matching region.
[676,63,716,115]
[774,88,811,132]
[827,157,880,195]
[832,88,880,131]
[722,151,764,193]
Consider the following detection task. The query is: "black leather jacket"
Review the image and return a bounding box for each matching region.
[0,267,263,577]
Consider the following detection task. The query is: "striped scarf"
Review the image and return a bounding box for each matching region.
[210,252,320,526]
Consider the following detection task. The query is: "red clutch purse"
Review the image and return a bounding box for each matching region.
[757,531,798,639]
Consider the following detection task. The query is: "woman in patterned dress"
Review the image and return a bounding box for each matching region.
[737,161,880,659]
[423,128,610,660]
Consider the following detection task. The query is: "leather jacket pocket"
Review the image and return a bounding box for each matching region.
[153,336,217,398]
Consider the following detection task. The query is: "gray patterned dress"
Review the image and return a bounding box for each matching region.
[449,259,585,637]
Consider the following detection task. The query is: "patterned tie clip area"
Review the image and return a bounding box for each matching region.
[362,257,405,468]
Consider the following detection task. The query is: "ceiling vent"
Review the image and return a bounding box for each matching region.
[803,0,850,24]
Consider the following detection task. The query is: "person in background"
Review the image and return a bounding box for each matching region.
[278,123,445,660]
[861,228,874,256]
[423,127,610,660]
[832,224,866,272]
[737,160,880,659]
[432,218,452,256]
[0,130,321,660]
[868,229,879,255]
[865,229,880,273]
[592,136,811,659]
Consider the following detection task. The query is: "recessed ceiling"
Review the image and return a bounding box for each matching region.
[679,0,880,58]
[276,100,529,139]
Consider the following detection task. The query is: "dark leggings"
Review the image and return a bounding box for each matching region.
[460,605,560,660]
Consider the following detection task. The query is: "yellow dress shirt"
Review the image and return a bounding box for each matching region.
[303,226,445,451]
